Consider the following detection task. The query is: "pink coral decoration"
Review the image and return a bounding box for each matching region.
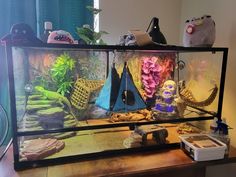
[141,56,175,99]
[141,56,162,98]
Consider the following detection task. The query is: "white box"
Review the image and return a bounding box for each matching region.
[179,134,227,161]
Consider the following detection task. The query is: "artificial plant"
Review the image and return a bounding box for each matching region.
[50,53,76,96]
[76,6,108,45]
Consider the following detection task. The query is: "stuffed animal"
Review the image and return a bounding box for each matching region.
[47,30,75,44]
[183,15,215,47]
[1,23,42,44]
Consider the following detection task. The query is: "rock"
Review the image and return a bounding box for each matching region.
[24,120,40,128]
[20,138,65,161]
[21,126,43,131]
[64,119,77,128]
[36,107,65,129]
[25,115,39,121]
[19,94,78,139]
[27,100,57,105]
[64,114,75,120]
[37,107,64,118]
[26,104,52,113]
[28,95,44,100]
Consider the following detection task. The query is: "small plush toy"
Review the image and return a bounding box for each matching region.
[183,15,215,47]
[1,23,42,44]
[47,30,75,44]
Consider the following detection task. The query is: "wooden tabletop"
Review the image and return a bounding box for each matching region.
[1,143,236,177]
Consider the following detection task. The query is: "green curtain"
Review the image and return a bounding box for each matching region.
[0,0,93,151]
[36,0,94,39]
[0,0,37,37]
[0,0,37,148]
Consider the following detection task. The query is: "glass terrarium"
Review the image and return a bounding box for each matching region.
[4,43,228,169]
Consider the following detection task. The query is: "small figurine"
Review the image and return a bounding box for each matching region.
[47,30,75,44]
[154,80,178,116]
[1,23,43,44]
[215,120,230,135]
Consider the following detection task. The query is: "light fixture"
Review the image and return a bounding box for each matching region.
[146,17,167,44]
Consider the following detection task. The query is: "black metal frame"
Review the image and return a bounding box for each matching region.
[4,43,228,170]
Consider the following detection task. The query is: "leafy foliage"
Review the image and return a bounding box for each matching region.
[76,6,108,45]
[50,53,76,96]
[76,26,108,45]
[86,5,102,15]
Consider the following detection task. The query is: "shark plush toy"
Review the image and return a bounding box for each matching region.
[183,15,215,47]
[47,30,75,44]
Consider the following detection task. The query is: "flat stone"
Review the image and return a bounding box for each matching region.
[27,100,56,105]
[64,114,75,120]
[28,95,44,100]
[24,121,40,128]
[26,104,51,113]
[37,107,64,118]
[25,115,39,121]
[64,121,77,128]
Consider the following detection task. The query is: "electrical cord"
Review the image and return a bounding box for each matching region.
[0,105,9,147]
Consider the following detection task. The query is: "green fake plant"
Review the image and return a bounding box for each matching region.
[77,26,108,45]
[50,53,76,96]
[76,6,108,45]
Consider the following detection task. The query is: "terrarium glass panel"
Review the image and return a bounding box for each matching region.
[6,44,227,169]
[178,51,223,117]
[10,46,225,133]
[18,124,182,162]
[13,47,107,132]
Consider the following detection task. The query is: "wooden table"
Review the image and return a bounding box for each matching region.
[1,144,236,177]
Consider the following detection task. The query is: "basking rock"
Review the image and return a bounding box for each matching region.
[25,115,39,121]
[28,95,44,100]
[26,104,52,113]
[21,126,43,131]
[24,120,40,128]
[64,119,77,128]
[39,120,64,129]
[20,138,65,161]
[27,100,56,105]
[37,107,65,129]
[64,114,75,120]
[37,107,64,118]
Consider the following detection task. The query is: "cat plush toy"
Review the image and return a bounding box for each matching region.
[1,23,42,44]
[183,15,215,47]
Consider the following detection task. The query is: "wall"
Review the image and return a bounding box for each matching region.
[100,0,182,45]
[100,0,236,176]
[180,0,236,153]
[180,0,236,177]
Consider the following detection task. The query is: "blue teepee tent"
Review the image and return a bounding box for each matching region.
[95,64,120,110]
[113,62,146,112]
